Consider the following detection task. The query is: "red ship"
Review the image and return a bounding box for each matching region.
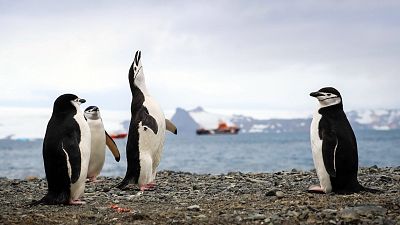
[196,121,240,135]
[109,133,128,139]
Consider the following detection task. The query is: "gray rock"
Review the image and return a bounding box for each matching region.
[187,205,201,211]
[339,205,387,220]
[339,208,360,220]
[353,205,387,216]
[275,191,285,198]
[244,213,266,220]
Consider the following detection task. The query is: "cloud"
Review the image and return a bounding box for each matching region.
[0,1,399,113]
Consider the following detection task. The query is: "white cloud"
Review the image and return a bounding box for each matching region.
[0,1,399,113]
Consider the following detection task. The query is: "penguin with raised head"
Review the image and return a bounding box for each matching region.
[84,106,121,182]
[32,94,91,205]
[116,50,177,191]
[309,87,376,194]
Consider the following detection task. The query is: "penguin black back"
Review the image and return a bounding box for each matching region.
[31,94,85,205]
[309,87,375,194]
[318,102,360,193]
[116,52,144,189]
[117,51,159,190]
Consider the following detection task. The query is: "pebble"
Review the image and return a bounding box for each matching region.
[1,167,398,224]
[193,214,207,219]
[187,205,201,211]
[244,213,266,220]
[339,209,360,220]
[265,189,284,197]
[275,191,285,198]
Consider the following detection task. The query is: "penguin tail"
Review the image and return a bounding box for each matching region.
[28,192,70,206]
[355,181,383,194]
[359,185,383,193]
[115,178,130,190]
[28,197,44,207]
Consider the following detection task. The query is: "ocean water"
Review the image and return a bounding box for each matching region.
[0,130,399,179]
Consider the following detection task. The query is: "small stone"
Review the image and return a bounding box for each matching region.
[328,220,336,224]
[287,210,300,217]
[96,207,108,211]
[102,187,111,192]
[265,190,276,196]
[339,208,360,220]
[126,195,137,201]
[244,213,266,220]
[25,176,38,181]
[392,175,400,181]
[193,214,207,219]
[187,205,201,211]
[275,191,284,198]
[192,185,200,190]
[323,209,337,214]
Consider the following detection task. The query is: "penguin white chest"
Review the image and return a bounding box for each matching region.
[310,111,332,193]
[70,111,91,200]
[87,119,106,177]
[136,96,166,186]
[139,97,166,157]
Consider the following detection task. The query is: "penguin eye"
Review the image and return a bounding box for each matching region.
[134,66,137,72]
[327,94,331,96]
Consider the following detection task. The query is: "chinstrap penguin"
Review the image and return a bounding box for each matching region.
[31,94,91,205]
[84,106,121,182]
[309,87,378,194]
[116,50,177,191]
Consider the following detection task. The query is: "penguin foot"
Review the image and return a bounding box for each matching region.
[307,185,326,194]
[69,199,86,205]
[87,177,101,183]
[139,183,156,191]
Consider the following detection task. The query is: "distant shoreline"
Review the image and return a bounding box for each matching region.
[1,166,399,224]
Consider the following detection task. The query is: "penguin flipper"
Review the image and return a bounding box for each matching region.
[105,131,121,162]
[321,129,337,178]
[165,119,178,135]
[61,135,81,183]
[139,107,158,134]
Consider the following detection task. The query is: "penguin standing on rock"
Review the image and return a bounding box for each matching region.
[309,87,378,194]
[117,50,177,191]
[32,94,91,205]
[84,106,121,182]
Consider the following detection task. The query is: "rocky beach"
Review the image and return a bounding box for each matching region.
[1,166,399,225]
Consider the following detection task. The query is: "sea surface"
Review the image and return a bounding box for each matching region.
[0,130,399,179]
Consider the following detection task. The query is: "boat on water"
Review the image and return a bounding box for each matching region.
[109,133,128,139]
[196,121,240,135]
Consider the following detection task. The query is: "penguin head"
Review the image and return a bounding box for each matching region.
[129,50,146,86]
[53,94,86,114]
[84,106,101,120]
[310,87,342,108]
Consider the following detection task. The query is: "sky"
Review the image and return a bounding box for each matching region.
[1,0,400,126]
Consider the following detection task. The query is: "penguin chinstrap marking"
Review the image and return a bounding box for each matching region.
[31,94,91,205]
[309,87,378,194]
[116,50,177,191]
[84,106,121,182]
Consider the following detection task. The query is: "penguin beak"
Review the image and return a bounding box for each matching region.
[78,98,86,104]
[310,92,324,97]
